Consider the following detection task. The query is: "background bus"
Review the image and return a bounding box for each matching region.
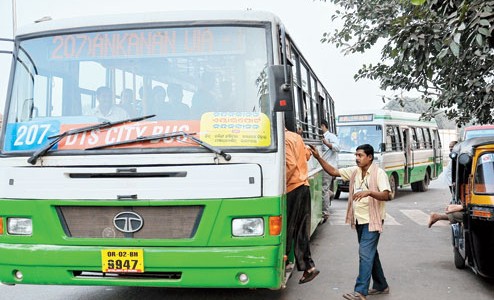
[0,10,335,289]
[462,124,494,141]
[334,110,443,199]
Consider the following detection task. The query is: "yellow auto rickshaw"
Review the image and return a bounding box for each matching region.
[450,137,494,278]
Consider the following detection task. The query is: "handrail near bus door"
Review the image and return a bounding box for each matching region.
[297,120,319,139]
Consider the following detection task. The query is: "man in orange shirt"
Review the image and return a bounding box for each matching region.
[285,129,320,284]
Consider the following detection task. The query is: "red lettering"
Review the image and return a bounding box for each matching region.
[127,33,141,55]
[201,29,213,52]
[91,34,107,57]
[164,31,176,53]
[51,36,64,59]
[75,34,88,58]
[63,35,76,58]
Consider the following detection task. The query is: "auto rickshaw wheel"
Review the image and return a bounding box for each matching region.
[454,247,466,269]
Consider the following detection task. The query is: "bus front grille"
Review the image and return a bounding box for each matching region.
[58,206,204,239]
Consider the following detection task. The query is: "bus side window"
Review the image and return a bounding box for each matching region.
[424,128,432,149]
[393,126,403,151]
[416,127,425,149]
[386,126,396,151]
[411,127,419,150]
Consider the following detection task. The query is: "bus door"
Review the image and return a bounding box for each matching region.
[432,130,442,178]
[402,127,412,184]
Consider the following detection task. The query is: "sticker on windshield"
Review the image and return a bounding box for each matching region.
[480,153,494,164]
[199,112,271,147]
[4,121,60,151]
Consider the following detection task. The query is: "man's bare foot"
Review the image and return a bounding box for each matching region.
[428,213,440,228]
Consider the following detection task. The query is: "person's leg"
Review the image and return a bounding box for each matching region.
[322,171,331,218]
[296,186,319,284]
[285,188,302,263]
[370,249,388,291]
[428,213,449,228]
[354,223,380,296]
[448,211,463,224]
[294,186,315,271]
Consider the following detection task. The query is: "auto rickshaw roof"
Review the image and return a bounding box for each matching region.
[455,137,494,155]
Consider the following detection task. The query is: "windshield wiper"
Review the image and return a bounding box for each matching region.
[87,131,232,161]
[27,114,156,165]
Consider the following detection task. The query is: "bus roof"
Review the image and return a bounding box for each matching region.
[16,10,281,38]
[337,110,437,125]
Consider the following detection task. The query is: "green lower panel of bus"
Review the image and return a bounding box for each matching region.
[0,244,284,288]
[0,196,289,288]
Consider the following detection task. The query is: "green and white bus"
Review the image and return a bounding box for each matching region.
[0,10,335,289]
[335,110,443,199]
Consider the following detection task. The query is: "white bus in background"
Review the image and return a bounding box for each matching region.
[334,110,443,199]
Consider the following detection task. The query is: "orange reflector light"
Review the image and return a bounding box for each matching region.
[472,210,492,218]
[269,216,282,235]
[0,217,3,235]
[279,100,287,107]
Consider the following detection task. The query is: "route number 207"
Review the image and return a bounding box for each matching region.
[13,124,51,146]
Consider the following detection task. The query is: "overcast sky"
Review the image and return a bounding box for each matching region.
[0,0,389,115]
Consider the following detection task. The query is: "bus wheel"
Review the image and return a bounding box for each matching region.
[389,173,398,199]
[411,172,430,192]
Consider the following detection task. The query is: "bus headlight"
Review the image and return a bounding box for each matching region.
[7,218,33,235]
[232,218,264,237]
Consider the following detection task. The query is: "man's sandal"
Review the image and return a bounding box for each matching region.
[298,268,320,284]
[342,291,367,300]
[368,287,390,295]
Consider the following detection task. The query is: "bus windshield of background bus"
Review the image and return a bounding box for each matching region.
[3,26,273,153]
[337,125,383,153]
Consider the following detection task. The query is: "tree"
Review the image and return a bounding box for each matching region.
[383,96,457,129]
[321,0,494,126]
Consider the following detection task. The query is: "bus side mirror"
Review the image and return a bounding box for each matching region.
[380,143,386,152]
[268,65,293,112]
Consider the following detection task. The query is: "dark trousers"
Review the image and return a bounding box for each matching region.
[286,185,315,271]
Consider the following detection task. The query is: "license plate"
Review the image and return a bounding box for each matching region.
[101,249,144,273]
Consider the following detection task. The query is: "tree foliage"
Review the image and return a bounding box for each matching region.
[383,96,457,129]
[321,0,494,126]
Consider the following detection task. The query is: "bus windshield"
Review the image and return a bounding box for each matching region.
[337,125,383,153]
[4,25,273,153]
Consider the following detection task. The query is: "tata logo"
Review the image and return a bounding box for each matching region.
[113,211,144,233]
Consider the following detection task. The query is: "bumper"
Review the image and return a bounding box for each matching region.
[336,178,349,192]
[0,244,283,288]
